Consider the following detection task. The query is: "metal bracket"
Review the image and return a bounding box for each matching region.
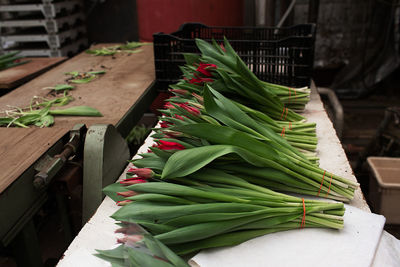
[33,124,87,189]
[82,124,130,224]
[317,87,344,139]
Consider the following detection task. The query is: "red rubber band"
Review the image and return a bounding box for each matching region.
[284,108,288,120]
[301,198,306,228]
[325,174,333,197]
[317,170,326,196]
[288,88,292,103]
[281,127,286,137]
[289,122,292,130]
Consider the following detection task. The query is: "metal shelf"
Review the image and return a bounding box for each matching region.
[4,37,88,57]
[0,12,85,33]
[0,25,86,47]
[0,1,82,18]
[0,1,87,57]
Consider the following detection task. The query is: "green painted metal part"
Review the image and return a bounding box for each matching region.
[10,220,43,267]
[0,135,67,247]
[33,124,86,189]
[0,124,86,267]
[82,124,130,225]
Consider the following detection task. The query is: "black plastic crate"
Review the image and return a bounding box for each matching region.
[153,22,316,91]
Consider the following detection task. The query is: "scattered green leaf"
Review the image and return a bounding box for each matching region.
[70,76,96,84]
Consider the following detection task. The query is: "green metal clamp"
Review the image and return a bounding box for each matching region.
[33,124,87,189]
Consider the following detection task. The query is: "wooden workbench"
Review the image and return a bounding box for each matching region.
[0,44,155,195]
[0,45,157,266]
[57,86,400,266]
[0,57,66,89]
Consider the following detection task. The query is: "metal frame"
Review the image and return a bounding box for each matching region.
[0,135,67,247]
[0,132,68,267]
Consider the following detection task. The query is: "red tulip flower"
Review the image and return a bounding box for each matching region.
[189,76,214,85]
[169,89,190,96]
[178,103,201,116]
[116,200,133,206]
[155,140,185,150]
[160,121,172,128]
[119,178,148,186]
[117,234,143,244]
[174,114,184,120]
[117,190,139,197]
[127,168,154,179]
[164,102,175,109]
[196,63,217,77]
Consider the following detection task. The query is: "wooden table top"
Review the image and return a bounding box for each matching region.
[0,57,66,89]
[0,44,155,129]
[0,127,68,193]
[0,44,155,193]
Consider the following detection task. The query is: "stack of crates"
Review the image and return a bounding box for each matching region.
[0,0,87,57]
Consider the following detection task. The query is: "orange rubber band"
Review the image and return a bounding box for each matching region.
[294,89,297,100]
[288,88,292,103]
[280,106,286,120]
[284,108,288,120]
[301,198,306,228]
[317,170,326,196]
[281,127,286,137]
[289,122,292,130]
[325,174,333,197]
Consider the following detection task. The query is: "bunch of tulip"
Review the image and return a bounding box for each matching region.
[100,84,355,258]
[103,166,345,256]
[167,88,318,161]
[169,38,317,156]
[170,38,311,122]
[97,38,359,266]
[131,85,357,201]
[95,222,190,267]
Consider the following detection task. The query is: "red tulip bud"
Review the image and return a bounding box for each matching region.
[117,191,138,197]
[178,103,201,116]
[154,140,185,150]
[192,93,204,104]
[169,89,190,96]
[117,234,143,244]
[196,63,217,77]
[160,121,172,128]
[116,200,133,206]
[119,179,147,186]
[127,168,154,178]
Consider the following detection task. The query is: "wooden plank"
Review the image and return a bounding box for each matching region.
[0,57,67,89]
[0,44,155,130]
[0,127,68,194]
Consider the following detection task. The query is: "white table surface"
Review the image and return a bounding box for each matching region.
[57,87,400,266]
